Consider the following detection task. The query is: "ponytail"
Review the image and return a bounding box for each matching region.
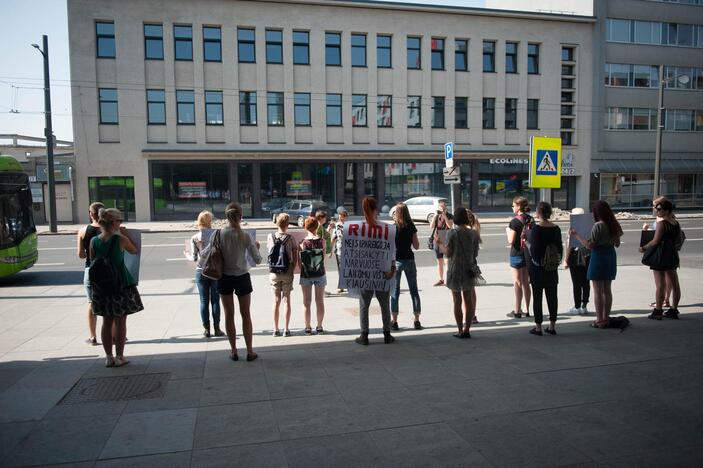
[224,202,244,239]
[467,209,482,243]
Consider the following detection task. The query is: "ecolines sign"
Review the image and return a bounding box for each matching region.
[489,158,529,165]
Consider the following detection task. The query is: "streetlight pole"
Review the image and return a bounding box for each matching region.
[653,64,665,213]
[33,35,57,233]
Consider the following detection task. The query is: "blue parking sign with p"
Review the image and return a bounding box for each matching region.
[444,142,453,168]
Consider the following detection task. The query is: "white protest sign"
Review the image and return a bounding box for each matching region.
[123,229,141,284]
[569,214,593,248]
[340,221,396,292]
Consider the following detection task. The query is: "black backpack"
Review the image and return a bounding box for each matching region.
[268,234,290,274]
[88,236,122,296]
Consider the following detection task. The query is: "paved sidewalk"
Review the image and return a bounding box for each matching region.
[1,263,702,467]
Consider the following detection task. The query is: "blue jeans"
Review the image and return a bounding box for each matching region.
[195,270,220,328]
[391,259,421,315]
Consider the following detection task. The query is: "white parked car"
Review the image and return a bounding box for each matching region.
[388,197,448,224]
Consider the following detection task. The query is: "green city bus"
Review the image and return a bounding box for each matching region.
[0,155,38,278]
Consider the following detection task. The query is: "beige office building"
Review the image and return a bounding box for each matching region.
[67,0,594,221]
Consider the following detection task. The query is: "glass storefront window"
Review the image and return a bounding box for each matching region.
[238,164,252,217]
[384,162,447,207]
[151,163,229,219]
[89,176,136,221]
[477,162,535,209]
[260,162,336,213]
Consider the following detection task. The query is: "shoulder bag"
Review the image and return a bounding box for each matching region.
[201,229,224,280]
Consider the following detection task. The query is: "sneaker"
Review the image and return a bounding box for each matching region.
[568,307,580,315]
[507,310,522,318]
[304,327,312,335]
[355,333,369,345]
[203,327,211,338]
[214,328,225,337]
[315,326,324,335]
[391,321,399,331]
[284,330,291,337]
[383,331,395,344]
[472,316,479,324]
[663,308,680,319]
[273,330,282,337]
[579,307,588,315]
[337,288,344,293]
[648,308,663,320]
[414,320,423,330]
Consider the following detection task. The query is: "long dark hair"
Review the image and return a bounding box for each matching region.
[394,203,414,230]
[592,200,623,238]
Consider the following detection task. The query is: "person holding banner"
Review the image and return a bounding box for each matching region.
[564,208,590,316]
[354,197,397,345]
[569,201,622,329]
[185,210,223,338]
[89,208,143,368]
[506,196,532,319]
[218,203,262,361]
[390,203,422,330]
[436,207,481,339]
[299,217,327,335]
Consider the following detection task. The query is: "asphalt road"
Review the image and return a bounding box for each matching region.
[4,218,703,285]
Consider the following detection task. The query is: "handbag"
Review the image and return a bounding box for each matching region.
[641,240,678,270]
[201,229,224,280]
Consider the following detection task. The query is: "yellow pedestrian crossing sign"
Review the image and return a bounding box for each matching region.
[529,136,562,188]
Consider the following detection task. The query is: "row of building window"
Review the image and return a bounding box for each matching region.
[604,107,703,131]
[96,21,542,73]
[606,18,703,47]
[98,89,540,130]
[649,0,703,5]
[604,63,703,89]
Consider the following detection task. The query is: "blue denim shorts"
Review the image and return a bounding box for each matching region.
[509,254,527,269]
[300,275,327,287]
[83,267,93,303]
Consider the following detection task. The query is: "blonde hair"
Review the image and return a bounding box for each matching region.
[224,203,244,239]
[467,209,482,243]
[276,213,290,229]
[304,216,318,233]
[97,208,122,230]
[196,210,213,229]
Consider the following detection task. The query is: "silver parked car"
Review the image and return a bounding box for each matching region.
[388,196,448,224]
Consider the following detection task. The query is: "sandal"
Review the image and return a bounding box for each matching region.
[315,326,324,335]
[304,327,312,335]
[590,321,608,329]
[529,328,543,336]
[433,280,445,286]
[391,321,399,331]
[472,316,479,324]
[284,330,291,337]
[414,320,423,330]
[114,356,130,367]
[105,356,115,367]
[229,352,239,361]
[508,311,522,318]
[544,327,557,336]
[246,352,258,362]
[87,337,98,345]
[273,329,282,337]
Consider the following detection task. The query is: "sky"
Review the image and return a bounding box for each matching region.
[0,0,488,144]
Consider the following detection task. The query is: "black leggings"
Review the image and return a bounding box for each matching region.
[532,283,558,325]
[568,255,589,308]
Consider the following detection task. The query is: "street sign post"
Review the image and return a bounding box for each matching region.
[443,142,456,211]
[529,136,562,189]
[443,166,460,184]
[444,142,453,168]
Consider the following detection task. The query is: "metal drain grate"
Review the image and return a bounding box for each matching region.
[59,373,170,405]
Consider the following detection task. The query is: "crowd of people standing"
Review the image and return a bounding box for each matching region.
[80,194,685,365]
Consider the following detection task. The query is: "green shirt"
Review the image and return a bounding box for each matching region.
[91,234,134,287]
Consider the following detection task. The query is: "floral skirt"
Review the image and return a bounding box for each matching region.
[92,285,144,317]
